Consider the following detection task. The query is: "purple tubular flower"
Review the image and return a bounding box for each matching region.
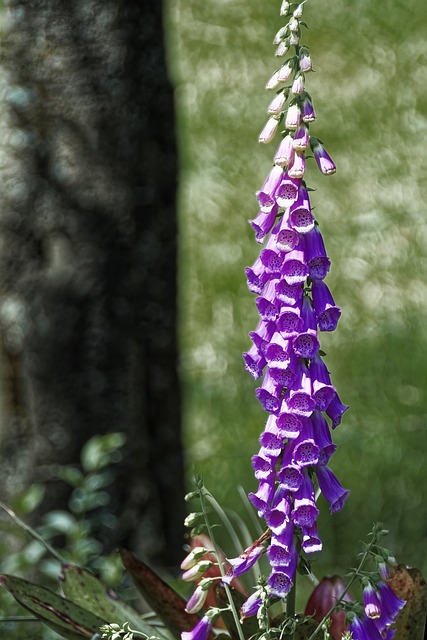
[316,464,349,513]
[299,49,312,72]
[257,386,281,414]
[181,616,212,640]
[252,452,275,481]
[348,615,383,640]
[267,547,298,597]
[259,116,280,143]
[265,491,291,535]
[276,175,301,210]
[248,479,274,515]
[326,391,349,429]
[277,59,295,82]
[275,40,289,57]
[250,205,278,244]
[291,470,319,527]
[288,150,306,179]
[277,307,304,339]
[266,70,281,90]
[276,411,303,438]
[267,525,294,566]
[291,74,305,95]
[243,344,267,379]
[288,185,314,234]
[241,592,263,618]
[301,523,322,553]
[249,319,276,355]
[293,123,310,150]
[277,443,303,491]
[257,164,284,208]
[310,137,336,175]
[223,544,264,583]
[310,410,336,464]
[285,103,301,130]
[301,94,316,122]
[310,353,336,411]
[277,461,303,492]
[275,280,303,306]
[259,427,284,456]
[292,295,320,359]
[256,295,280,322]
[311,280,341,331]
[260,248,285,273]
[281,236,309,285]
[274,212,300,252]
[305,226,331,281]
[268,91,287,115]
[265,330,293,363]
[245,254,272,294]
[376,581,406,625]
[292,419,319,467]
[284,361,316,417]
[363,583,381,619]
[274,135,294,167]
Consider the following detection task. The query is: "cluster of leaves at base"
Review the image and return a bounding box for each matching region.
[0,432,126,640]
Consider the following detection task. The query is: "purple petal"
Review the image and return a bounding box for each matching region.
[276,172,301,207]
[257,165,284,208]
[326,391,349,428]
[311,280,341,331]
[289,185,314,234]
[305,225,331,280]
[316,464,349,513]
[291,471,319,527]
[310,353,336,410]
[250,205,279,244]
[181,616,212,640]
[276,411,303,438]
[281,235,308,285]
[243,345,267,379]
[301,523,322,553]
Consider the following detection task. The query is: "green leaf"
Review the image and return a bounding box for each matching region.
[59,564,156,635]
[0,574,107,639]
[11,485,46,516]
[81,433,126,472]
[120,548,200,638]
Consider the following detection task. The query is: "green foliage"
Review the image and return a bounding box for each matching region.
[0,432,127,639]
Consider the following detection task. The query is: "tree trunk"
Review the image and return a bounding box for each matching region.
[0,0,185,568]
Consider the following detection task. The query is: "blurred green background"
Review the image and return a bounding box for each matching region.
[167,0,427,586]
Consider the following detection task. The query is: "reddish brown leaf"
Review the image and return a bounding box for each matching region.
[120,548,199,637]
[387,565,427,640]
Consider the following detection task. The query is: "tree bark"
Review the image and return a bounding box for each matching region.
[0,0,185,568]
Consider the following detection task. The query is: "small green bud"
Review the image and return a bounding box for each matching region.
[184,512,202,528]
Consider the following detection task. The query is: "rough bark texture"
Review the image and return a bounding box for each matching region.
[0,0,185,568]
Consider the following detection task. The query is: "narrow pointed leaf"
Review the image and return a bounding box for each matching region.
[59,564,157,635]
[0,574,107,639]
[120,548,199,637]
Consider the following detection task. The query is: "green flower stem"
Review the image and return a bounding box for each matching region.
[306,532,379,640]
[286,575,296,639]
[198,487,246,640]
[0,616,39,622]
[0,500,66,565]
